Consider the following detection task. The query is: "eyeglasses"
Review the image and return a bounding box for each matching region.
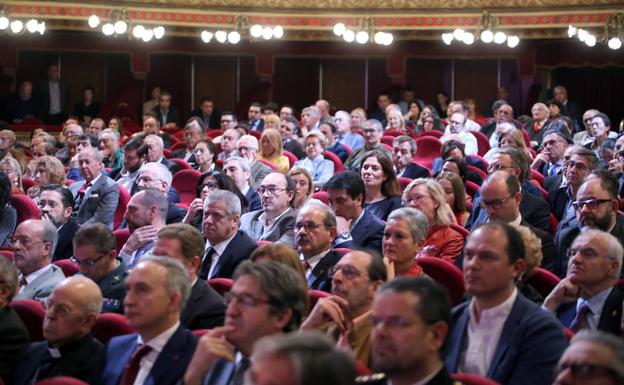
[566,247,599,259]
[487,163,516,173]
[224,291,273,308]
[329,264,364,279]
[8,238,47,248]
[71,254,106,267]
[294,221,326,232]
[555,362,621,381]
[566,160,587,171]
[256,186,287,196]
[403,195,432,206]
[479,196,514,209]
[237,146,255,153]
[201,182,219,190]
[571,198,612,210]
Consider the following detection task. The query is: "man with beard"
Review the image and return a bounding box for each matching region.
[119,189,168,268]
[183,260,307,385]
[555,171,624,276]
[300,250,386,367]
[38,185,80,261]
[108,138,146,193]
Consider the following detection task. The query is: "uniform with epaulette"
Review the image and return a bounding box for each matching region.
[94,258,129,313]
[356,367,461,385]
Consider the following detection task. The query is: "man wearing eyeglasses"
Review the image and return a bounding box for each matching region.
[239,172,297,248]
[183,260,306,385]
[344,119,392,173]
[237,135,272,189]
[573,109,601,146]
[72,223,128,314]
[391,136,430,179]
[13,276,104,385]
[531,128,572,181]
[301,250,386,367]
[441,112,478,156]
[13,219,65,301]
[135,162,187,224]
[553,330,624,385]
[544,230,623,336]
[38,185,80,262]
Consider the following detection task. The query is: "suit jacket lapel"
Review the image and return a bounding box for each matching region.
[446,305,470,372]
[147,326,186,385]
[486,295,523,378]
[308,251,335,288]
[111,338,137,385]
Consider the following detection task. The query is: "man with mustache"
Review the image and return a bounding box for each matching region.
[300,250,386,367]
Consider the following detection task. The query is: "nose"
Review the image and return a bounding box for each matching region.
[552,367,572,385]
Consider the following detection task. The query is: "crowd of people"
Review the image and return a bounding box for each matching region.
[0,77,623,385]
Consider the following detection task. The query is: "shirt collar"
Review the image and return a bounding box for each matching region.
[206,231,238,256]
[137,321,180,352]
[260,207,291,227]
[301,248,331,272]
[85,173,102,187]
[21,264,53,286]
[579,286,613,316]
[470,287,518,323]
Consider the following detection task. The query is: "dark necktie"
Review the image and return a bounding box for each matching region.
[199,247,216,280]
[36,348,59,380]
[232,357,251,385]
[119,344,153,385]
[570,302,592,332]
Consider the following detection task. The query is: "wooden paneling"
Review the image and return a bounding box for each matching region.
[148,54,192,120]
[272,57,320,114]
[193,56,237,112]
[321,58,366,111]
[60,52,107,116]
[366,58,392,111]
[404,58,448,107]
[454,59,498,117]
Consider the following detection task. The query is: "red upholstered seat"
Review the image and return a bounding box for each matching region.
[192,329,211,337]
[467,130,491,156]
[465,181,480,199]
[113,228,131,254]
[526,267,561,298]
[169,142,186,152]
[416,130,443,139]
[283,150,298,169]
[323,150,344,172]
[10,299,45,341]
[450,224,469,239]
[11,194,40,225]
[258,159,278,171]
[564,327,574,341]
[163,149,172,159]
[256,240,273,246]
[172,169,202,205]
[308,289,330,308]
[467,165,487,181]
[312,191,329,205]
[452,373,501,385]
[383,129,405,137]
[91,313,134,344]
[247,130,261,140]
[341,144,353,154]
[114,184,131,230]
[413,137,442,169]
[52,259,80,277]
[169,158,193,171]
[334,248,352,255]
[531,169,545,185]
[416,256,465,305]
[207,278,233,296]
[549,214,559,235]
[207,129,224,139]
[22,178,35,191]
[398,177,413,190]
[381,135,395,147]
[0,249,14,261]
[35,376,90,385]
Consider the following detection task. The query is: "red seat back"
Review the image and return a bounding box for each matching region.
[172,169,202,205]
[10,299,45,341]
[52,259,80,277]
[91,313,134,344]
[22,178,35,191]
[468,130,491,156]
[323,150,344,172]
[413,137,442,169]
[207,278,233,296]
[465,181,480,199]
[207,129,224,139]
[247,130,261,140]
[467,165,487,181]
[312,191,329,205]
[113,228,131,254]
[531,169,545,185]
[308,289,330,308]
[383,129,405,137]
[192,329,212,337]
[283,150,298,169]
[451,373,501,385]
[169,158,193,171]
[416,256,465,305]
[381,135,395,147]
[450,223,469,239]
[163,149,172,159]
[11,194,40,225]
[170,142,186,152]
[35,377,90,385]
[258,159,278,171]
[526,267,560,298]
[398,177,413,190]
[416,130,443,139]
[114,184,131,230]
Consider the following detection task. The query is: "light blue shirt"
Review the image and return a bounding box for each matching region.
[337,132,364,151]
[294,154,334,188]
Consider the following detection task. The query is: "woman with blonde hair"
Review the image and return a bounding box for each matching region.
[0,156,24,194]
[257,128,290,173]
[288,166,313,209]
[484,127,532,162]
[350,108,367,132]
[27,156,66,201]
[263,114,281,131]
[402,178,464,264]
[386,107,409,135]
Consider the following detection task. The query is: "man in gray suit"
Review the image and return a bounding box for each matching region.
[12,219,65,301]
[239,172,297,248]
[68,147,119,229]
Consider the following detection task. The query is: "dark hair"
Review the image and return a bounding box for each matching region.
[471,222,526,264]
[274,172,296,207]
[40,184,74,210]
[320,122,337,135]
[78,134,99,148]
[160,91,172,100]
[196,171,248,209]
[0,172,12,209]
[491,99,510,113]
[587,170,619,199]
[281,104,296,115]
[358,249,387,282]
[73,223,116,254]
[542,126,573,145]
[546,98,566,115]
[441,156,468,184]
[83,85,95,95]
[199,97,214,104]
[250,102,263,109]
[124,138,144,153]
[436,172,467,213]
[360,150,401,198]
[593,112,611,127]
[195,139,217,163]
[263,102,279,113]
[441,140,466,159]
[221,111,238,123]
[109,116,125,136]
[324,171,366,207]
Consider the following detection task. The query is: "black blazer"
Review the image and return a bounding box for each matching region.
[152,106,180,128]
[283,139,305,159]
[308,250,342,292]
[350,210,385,253]
[557,286,624,336]
[166,203,187,224]
[190,108,221,129]
[53,219,80,261]
[0,307,30,383]
[245,188,262,212]
[200,230,257,280]
[543,174,563,193]
[548,186,571,222]
[466,192,551,234]
[400,162,430,179]
[181,279,226,330]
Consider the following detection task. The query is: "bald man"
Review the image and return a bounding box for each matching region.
[13,277,104,385]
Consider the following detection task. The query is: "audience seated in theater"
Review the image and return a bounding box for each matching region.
[585,113,612,158]
[39,184,80,261]
[555,171,624,277]
[200,190,257,280]
[440,112,478,156]
[257,128,290,173]
[68,147,119,228]
[183,260,307,385]
[279,116,305,159]
[288,166,314,209]
[382,208,429,279]
[144,133,179,175]
[544,230,623,336]
[444,100,482,133]
[296,201,342,292]
[1,156,25,195]
[239,172,297,247]
[183,171,248,231]
[553,330,624,385]
[136,162,186,223]
[514,225,546,304]
[301,105,322,135]
[249,243,307,284]
[301,249,386,368]
[223,156,261,212]
[65,133,102,182]
[100,256,197,385]
[87,117,106,136]
[247,102,265,132]
[392,136,430,180]
[523,102,553,149]
[350,107,367,132]
[436,172,470,227]
[120,189,168,268]
[543,144,584,193]
[444,222,568,385]
[361,150,402,221]
[99,128,124,169]
[334,110,365,151]
[530,127,572,183]
[190,97,220,129]
[154,224,226,330]
[489,146,543,198]
[5,80,35,123]
[237,134,273,189]
[402,179,464,264]
[193,139,218,174]
[0,257,30,384]
[415,105,444,134]
[345,119,392,173]
[152,91,180,129]
[143,86,161,115]
[484,126,533,164]
[73,223,128,314]
[279,104,294,121]
[431,140,486,183]
[480,100,514,147]
[0,171,16,246]
[360,277,455,385]
[172,118,203,165]
[327,171,385,254]
[55,124,83,167]
[28,155,66,202]
[13,276,104,385]
[294,131,334,189]
[316,99,333,125]
[135,113,172,148]
[385,106,410,136]
[218,128,241,161]
[319,121,350,164]
[108,138,146,194]
[573,109,601,146]
[13,219,65,301]
[608,135,624,198]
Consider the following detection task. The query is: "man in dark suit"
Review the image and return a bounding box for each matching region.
[183,260,307,385]
[73,224,128,314]
[319,121,350,164]
[171,119,203,165]
[190,97,220,129]
[152,91,180,129]
[554,85,582,127]
[0,257,30,384]
[530,128,572,180]
[326,171,385,253]
[36,63,69,124]
[523,102,553,149]
[200,190,257,280]
[296,201,342,292]
[155,224,226,330]
[279,117,305,159]
[100,256,198,385]
[246,102,265,132]
[480,100,514,143]
[135,162,187,224]
[39,185,80,261]
[14,277,104,385]
[544,230,623,336]
[68,147,120,229]
[444,223,568,385]
[223,156,261,212]
[392,135,430,179]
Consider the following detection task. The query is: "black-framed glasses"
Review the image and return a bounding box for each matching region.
[487,163,516,173]
[328,264,365,280]
[294,221,326,232]
[70,255,106,267]
[479,196,514,209]
[555,362,621,381]
[224,291,273,308]
[403,194,432,206]
[571,198,612,211]
[566,160,587,171]
[256,186,287,196]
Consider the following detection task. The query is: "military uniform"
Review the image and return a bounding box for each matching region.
[97,258,129,313]
[356,367,462,385]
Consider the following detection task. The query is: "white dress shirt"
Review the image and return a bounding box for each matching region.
[18,264,53,294]
[133,321,180,385]
[301,248,331,279]
[205,231,237,278]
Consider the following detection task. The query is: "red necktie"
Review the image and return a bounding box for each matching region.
[533,121,541,132]
[119,344,153,385]
[74,182,91,209]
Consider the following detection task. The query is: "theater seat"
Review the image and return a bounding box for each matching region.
[467,130,491,156]
[0,249,14,261]
[114,184,131,230]
[398,177,413,190]
[172,169,202,205]
[207,278,233,295]
[413,137,442,169]
[113,228,131,254]
[169,158,193,171]
[10,299,45,341]
[383,129,405,137]
[35,376,90,385]
[312,191,329,205]
[450,224,469,239]
[323,150,344,172]
[11,194,40,225]
[334,248,352,256]
[258,159,278,171]
[416,130,443,139]
[92,313,134,344]
[22,178,35,191]
[283,150,298,169]
[526,267,560,298]
[416,256,465,305]
[452,373,500,385]
[256,240,273,246]
[309,289,329,308]
[52,259,80,277]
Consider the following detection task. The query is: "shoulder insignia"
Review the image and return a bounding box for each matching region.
[355,373,386,383]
